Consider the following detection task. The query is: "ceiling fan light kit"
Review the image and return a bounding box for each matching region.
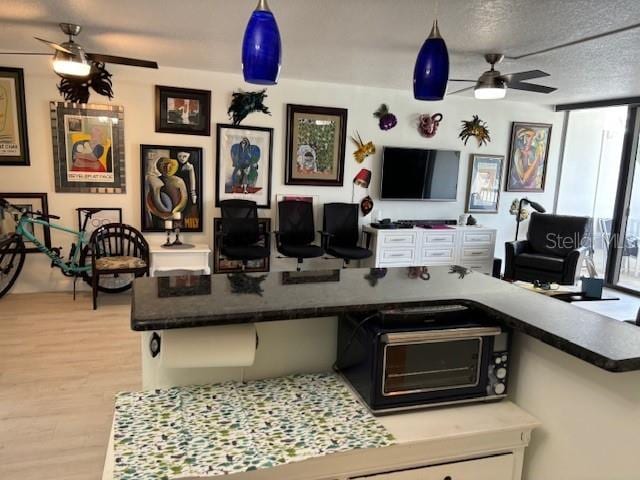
[242,0,282,85]
[413,20,449,101]
[52,44,91,77]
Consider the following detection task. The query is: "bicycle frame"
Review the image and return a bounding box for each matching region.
[15,215,91,275]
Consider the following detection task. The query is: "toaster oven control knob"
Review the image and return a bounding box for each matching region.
[496,367,507,379]
[494,382,506,395]
[494,357,502,364]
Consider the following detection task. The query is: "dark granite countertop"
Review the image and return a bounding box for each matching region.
[131,267,640,372]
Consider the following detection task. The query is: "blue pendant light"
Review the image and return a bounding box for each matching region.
[413,20,449,101]
[242,0,282,85]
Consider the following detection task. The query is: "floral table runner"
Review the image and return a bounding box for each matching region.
[113,373,395,479]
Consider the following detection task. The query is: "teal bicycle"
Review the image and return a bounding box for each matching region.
[0,199,132,298]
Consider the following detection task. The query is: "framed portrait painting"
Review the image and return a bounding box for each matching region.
[50,102,125,193]
[216,124,273,208]
[155,85,211,136]
[0,67,30,166]
[466,154,503,213]
[213,217,270,273]
[285,104,348,186]
[141,145,203,232]
[506,122,552,192]
[0,193,50,253]
[77,207,122,237]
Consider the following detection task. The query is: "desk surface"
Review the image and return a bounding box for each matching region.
[131,266,640,372]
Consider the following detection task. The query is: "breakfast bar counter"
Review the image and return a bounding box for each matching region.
[132,266,640,372]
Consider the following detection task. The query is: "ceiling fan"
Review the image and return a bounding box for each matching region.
[1,23,158,103]
[33,22,158,76]
[448,54,557,100]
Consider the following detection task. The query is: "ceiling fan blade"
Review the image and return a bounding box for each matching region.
[0,52,52,56]
[448,78,476,82]
[508,82,557,94]
[34,37,72,54]
[87,53,158,69]
[501,70,550,83]
[447,85,475,95]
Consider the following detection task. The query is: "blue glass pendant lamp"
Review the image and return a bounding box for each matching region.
[242,0,282,85]
[413,20,449,101]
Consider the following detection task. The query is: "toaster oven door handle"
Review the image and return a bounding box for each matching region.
[381,327,502,344]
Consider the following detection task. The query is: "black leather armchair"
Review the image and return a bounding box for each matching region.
[504,212,590,285]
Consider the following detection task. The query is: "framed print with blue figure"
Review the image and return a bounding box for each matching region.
[215,124,273,208]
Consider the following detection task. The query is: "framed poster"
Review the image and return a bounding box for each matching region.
[0,67,30,166]
[216,124,273,208]
[50,102,125,193]
[466,154,503,213]
[77,207,122,237]
[213,217,271,273]
[285,104,347,186]
[0,193,51,253]
[155,85,211,136]
[141,145,203,232]
[506,122,552,192]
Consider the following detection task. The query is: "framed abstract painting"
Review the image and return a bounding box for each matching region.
[77,207,123,237]
[465,154,503,213]
[0,67,30,166]
[155,85,211,136]
[215,124,273,208]
[141,145,203,232]
[506,122,552,192]
[50,102,125,193]
[285,104,348,186]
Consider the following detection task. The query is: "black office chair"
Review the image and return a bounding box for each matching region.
[275,200,323,271]
[322,203,372,266]
[218,199,270,270]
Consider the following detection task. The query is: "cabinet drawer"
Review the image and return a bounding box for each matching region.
[423,232,456,245]
[422,247,455,262]
[353,453,514,480]
[461,247,492,259]
[381,232,418,247]
[379,248,415,264]
[463,231,494,244]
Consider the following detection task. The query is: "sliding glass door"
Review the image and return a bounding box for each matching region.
[556,106,628,279]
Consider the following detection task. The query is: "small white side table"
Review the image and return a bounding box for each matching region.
[149,244,211,277]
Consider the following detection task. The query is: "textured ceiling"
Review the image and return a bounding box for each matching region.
[1,0,640,105]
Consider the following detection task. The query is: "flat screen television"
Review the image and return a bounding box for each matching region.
[380,147,460,201]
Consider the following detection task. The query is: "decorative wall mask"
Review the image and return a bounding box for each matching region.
[353,168,372,188]
[350,131,375,163]
[459,115,491,146]
[57,62,113,104]
[228,89,272,125]
[373,104,397,131]
[360,195,374,216]
[418,113,443,138]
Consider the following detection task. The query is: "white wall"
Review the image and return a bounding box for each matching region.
[510,332,640,480]
[0,56,564,293]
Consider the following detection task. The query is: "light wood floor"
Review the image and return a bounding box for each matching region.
[0,291,139,480]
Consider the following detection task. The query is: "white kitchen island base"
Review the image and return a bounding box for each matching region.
[102,391,539,480]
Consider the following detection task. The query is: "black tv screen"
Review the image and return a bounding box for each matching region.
[380,147,460,200]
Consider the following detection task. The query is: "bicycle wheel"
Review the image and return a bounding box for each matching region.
[79,245,134,294]
[0,235,26,298]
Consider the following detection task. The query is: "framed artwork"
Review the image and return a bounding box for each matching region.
[141,145,203,232]
[50,102,125,194]
[506,122,552,192]
[0,67,30,166]
[155,85,211,136]
[216,124,273,208]
[77,207,122,237]
[213,217,271,273]
[0,193,50,253]
[285,104,348,186]
[466,154,503,213]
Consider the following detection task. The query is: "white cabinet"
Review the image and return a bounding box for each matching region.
[149,244,211,277]
[364,226,496,274]
[352,453,514,480]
